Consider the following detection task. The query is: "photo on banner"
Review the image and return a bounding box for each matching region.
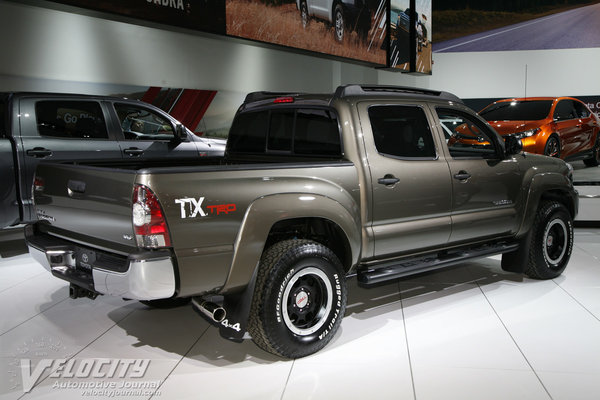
[389,0,431,74]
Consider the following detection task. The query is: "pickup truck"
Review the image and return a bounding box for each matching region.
[0,92,225,229]
[26,85,578,359]
[298,0,372,42]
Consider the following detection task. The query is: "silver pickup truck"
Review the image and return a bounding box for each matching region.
[26,85,578,358]
[0,92,225,229]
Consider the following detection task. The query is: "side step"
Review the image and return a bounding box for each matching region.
[357,242,519,285]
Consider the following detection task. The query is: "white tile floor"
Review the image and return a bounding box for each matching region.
[1,229,599,400]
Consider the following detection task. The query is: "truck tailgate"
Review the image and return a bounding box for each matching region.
[34,163,137,253]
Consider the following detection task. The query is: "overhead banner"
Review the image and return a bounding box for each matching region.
[46,0,435,70]
[48,0,226,35]
[389,0,431,74]
[226,0,388,66]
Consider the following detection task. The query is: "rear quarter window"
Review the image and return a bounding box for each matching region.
[228,108,341,157]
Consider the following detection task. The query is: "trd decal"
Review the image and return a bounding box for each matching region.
[175,197,236,218]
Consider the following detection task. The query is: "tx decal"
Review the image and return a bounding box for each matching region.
[175,197,236,218]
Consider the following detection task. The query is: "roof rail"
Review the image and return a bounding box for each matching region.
[244,91,305,104]
[333,85,463,103]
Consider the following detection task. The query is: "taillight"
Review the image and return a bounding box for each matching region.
[132,184,171,248]
[273,97,294,104]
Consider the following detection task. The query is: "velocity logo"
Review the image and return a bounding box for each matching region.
[175,197,236,218]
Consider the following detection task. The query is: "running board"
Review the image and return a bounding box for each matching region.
[357,242,519,285]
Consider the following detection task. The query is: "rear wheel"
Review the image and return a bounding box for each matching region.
[248,239,347,358]
[524,201,573,279]
[544,135,561,158]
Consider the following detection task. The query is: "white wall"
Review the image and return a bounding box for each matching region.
[1,0,599,99]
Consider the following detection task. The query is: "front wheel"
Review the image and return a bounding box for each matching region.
[525,201,573,279]
[300,1,309,29]
[544,135,561,158]
[333,5,345,42]
[248,240,347,358]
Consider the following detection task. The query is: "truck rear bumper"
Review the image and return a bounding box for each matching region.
[26,228,175,300]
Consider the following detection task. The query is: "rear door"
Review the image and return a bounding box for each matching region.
[434,106,521,243]
[108,102,202,160]
[16,97,122,222]
[552,99,585,157]
[0,95,19,227]
[360,102,452,257]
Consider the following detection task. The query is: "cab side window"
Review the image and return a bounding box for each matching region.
[35,101,108,139]
[368,105,436,159]
[437,108,497,158]
[114,104,174,141]
[553,100,577,121]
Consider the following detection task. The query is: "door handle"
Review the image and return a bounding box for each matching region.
[124,148,144,156]
[26,147,52,158]
[453,171,471,181]
[378,174,400,186]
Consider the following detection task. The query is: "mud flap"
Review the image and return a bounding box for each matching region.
[218,267,259,342]
[501,232,531,273]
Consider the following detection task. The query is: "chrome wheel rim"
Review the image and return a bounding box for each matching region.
[282,267,332,336]
[543,218,568,266]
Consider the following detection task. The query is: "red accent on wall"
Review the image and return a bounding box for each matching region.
[141,86,162,104]
[169,90,217,134]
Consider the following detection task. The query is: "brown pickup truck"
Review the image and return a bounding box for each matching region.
[26,85,578,358]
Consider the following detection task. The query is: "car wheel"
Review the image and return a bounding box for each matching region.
[334,4,345,42]
[248,239,347,358]
[140,297,191,308]
[583,137,600,167]
[524,201,573,280]
[544,135,561,158]
[300,1,309,29]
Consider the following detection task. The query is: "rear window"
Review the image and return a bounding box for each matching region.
[480,100,553,121]
[35,101,108,139]
[227,108,341,157]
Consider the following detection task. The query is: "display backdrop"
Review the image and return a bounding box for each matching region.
[45,0,432,70]
[433,1,599,53]
[389,0,431,74]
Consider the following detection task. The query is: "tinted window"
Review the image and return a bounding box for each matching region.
[480,100,552,121]
[227,111,269,153]
[35,101,108,139]
[553,100,577,121]
[368,105,436,159]
[573,100,590,118]
[114,104,174,140]
[295,109,341,156]
[268,110,294,151]
[438,108,497,158]
[228,108,341,157]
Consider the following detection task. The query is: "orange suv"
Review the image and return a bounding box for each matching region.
[479,97,600,167]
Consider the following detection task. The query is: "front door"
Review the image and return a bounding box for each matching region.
[435,107,521,244]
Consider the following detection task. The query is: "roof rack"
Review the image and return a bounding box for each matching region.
[333,85,463,103]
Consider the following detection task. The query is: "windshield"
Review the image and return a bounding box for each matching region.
[480,100,553,121]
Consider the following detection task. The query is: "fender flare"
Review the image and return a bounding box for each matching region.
[220,192,361,295]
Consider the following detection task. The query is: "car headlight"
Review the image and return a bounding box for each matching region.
[513,128,540,139]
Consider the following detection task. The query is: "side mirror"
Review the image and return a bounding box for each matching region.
[174,124,188,142]
[504,135,523,156]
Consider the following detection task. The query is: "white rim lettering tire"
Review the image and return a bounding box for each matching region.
[525,201,573,279]
[248,240,347,358]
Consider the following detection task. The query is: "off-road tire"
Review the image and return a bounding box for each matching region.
[248,239,347,358]
[524,201,573,279]
[140,297,191,308]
